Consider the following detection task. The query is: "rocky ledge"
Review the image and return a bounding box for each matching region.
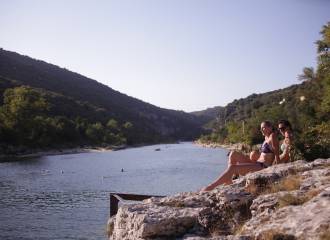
[107,159,330,240]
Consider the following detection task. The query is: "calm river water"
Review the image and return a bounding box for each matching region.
[0,142,229,240]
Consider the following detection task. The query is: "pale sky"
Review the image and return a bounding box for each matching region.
[1,1,329,112]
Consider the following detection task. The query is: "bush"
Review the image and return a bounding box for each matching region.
[290,123,330,161]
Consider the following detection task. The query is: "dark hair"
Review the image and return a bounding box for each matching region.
[263,120,276,133]
[278,119,292,131]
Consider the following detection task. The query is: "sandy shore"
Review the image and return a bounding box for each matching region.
[0,142,162,158]
[0,146,130,158]
[193,141,261,152]
[18,147,113,158]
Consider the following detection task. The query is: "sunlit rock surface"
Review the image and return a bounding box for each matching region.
[107,158,330,240]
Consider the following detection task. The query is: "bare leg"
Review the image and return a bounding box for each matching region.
[226,151,256,185]
[250,151,261,163]
[200,164,263,191]
[228,151,255,167]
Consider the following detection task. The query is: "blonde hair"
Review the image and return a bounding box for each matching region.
[263,120,276,133]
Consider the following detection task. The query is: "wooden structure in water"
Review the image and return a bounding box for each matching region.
[110,193,166,217]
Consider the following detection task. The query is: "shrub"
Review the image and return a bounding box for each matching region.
[290,123,330,161]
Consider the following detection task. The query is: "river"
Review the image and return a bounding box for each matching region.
[0,142,230,240]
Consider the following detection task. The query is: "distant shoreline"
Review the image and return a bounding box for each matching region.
[0,146,114,159]
[193,140,261,152]
[0,142,180,158]
[2,141,240,159]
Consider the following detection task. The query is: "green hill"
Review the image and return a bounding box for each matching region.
[0,49,212,141]
[190,106,223,118]
[203,82,313,131]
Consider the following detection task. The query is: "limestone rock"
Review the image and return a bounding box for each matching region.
[108,202,203,240]
[243,188,330,239]
[107,158,330,240]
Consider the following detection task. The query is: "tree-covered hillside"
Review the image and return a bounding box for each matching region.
[0,49,212,142]
[199,22,330,161]
[190,106,223,118]
[204,82,312,130]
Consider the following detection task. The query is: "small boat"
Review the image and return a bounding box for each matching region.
[155,148,161,151]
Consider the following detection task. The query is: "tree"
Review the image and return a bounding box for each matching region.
[107,119,118,132]
[123,122,133,130]
[75,116,88,137]
[316,22,330,115]
[0,86,50,146]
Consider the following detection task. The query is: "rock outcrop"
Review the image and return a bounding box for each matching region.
[107,159,330,240]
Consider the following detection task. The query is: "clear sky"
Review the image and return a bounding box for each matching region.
[1,1,329,112]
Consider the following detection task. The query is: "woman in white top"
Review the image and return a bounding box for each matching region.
[277,119,294,164]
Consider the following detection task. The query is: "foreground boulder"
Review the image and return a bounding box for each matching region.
[107,159,330,239]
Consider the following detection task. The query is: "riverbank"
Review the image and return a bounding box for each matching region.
[193,140,261,152]
[0,144,128,158]
[0,142,179,158]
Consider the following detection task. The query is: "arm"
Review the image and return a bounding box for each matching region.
[284,131,291,147]
[271,134,280,165]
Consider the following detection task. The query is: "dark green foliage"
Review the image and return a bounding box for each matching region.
[0,85,172,148]
[0,85,51,147]
[289,123,330,161]
[0,48,212,141]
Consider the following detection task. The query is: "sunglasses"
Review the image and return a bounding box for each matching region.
[278,127,286,131]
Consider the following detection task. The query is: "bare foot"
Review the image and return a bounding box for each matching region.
[197,185,215,192]
[222,180,233,186]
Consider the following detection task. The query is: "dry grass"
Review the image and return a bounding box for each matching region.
[257,229,296,240]
[277,194,304,210]
[210,227,231,237]
[167,200,186,207]
[260,215,272,225]
[106,224,114,238]
[276,189,323,211]
[262,175,301,196]
[234,220,247,235]
[305,190,323,201]
[245,175,302,197]
[244,178,269,196]
[320,226,330,240]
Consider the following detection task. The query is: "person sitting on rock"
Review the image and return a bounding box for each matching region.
[277,119,295,164]
[198,120,280,191]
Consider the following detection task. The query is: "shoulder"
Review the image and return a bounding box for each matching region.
[269,132,279,141]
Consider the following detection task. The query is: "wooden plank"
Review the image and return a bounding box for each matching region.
[110,194,119,217]
[110,193,166,217]
[113,193,166,201]
[113,194,127,204]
